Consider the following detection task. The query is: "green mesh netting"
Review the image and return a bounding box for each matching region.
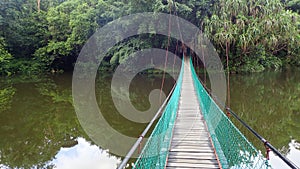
[133,57,270,169]
[189,58,270,169]
[133,59,184,169]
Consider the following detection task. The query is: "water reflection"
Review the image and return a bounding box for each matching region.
[0,73,173,169]
[0,75,86,169]
[1,67,300,168]
[269,140,300,168]
[52,137,121,169]
[229,68,300,168]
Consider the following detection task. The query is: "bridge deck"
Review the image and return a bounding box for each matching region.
[166,57,220,169]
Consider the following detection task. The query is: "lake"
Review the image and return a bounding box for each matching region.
[0,68,299,168]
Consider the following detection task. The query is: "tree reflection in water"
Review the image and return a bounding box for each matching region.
[0,75,122,169]
[0,68,299,168]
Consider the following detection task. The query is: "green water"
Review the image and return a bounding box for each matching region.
[228,68,300,168]
[230,69,300,149]
[0,73,174,169]
[0,68,299,168]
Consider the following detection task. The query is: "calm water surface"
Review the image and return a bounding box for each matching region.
[0,68,299,169]
[229,68,300,168]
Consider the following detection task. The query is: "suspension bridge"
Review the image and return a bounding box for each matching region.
[117,56,299,169]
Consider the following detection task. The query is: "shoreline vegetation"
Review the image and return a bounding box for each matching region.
[0,0,300,76]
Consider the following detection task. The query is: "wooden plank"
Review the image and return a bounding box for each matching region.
[168,151,216,155]
[171,140,213,145]
[171,138,211,141]
[171,143,212,147]
[166,57,220,169]
[168,154,216,160]
[173,130,207,133]
[167,158,218,164]
[166,162,219,168]
[172,133,209,136]
[174,124,204,127]
[173,129,206,132]
[173,127,204,130]
[170,148,214,153]
[170,145,214,150]
[175,118,202,120]
[171,136,209,139]
[172,137,211,140]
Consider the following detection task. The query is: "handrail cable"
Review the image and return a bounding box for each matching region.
[192,58,300,169]
[117,83,177,169]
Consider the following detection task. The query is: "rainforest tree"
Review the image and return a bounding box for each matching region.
[0,0,299,75]
[204,0,300,72]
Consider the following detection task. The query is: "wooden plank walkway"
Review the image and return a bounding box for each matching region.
[166,57,220,169]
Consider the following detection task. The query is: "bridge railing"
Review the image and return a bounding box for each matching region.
[190,58,299,169]
[117,58,184,169]
[189,58,269,169]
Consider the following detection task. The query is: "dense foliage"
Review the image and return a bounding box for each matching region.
[0,38,12,75]
[0,0,299,75]
[205,0,300,72]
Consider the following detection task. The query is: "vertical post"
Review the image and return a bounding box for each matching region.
[226,109,231,117]
[138,135,144,154]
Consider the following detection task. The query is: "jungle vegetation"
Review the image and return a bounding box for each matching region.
[0,0,299,75]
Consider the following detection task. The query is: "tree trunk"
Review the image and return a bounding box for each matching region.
[37,0,41,13]
[226,41,230,107]
[226,41,229,73]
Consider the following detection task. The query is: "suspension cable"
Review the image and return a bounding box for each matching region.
[173,40,179,75]
[119,1,180,168]
[159,1,173,103]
